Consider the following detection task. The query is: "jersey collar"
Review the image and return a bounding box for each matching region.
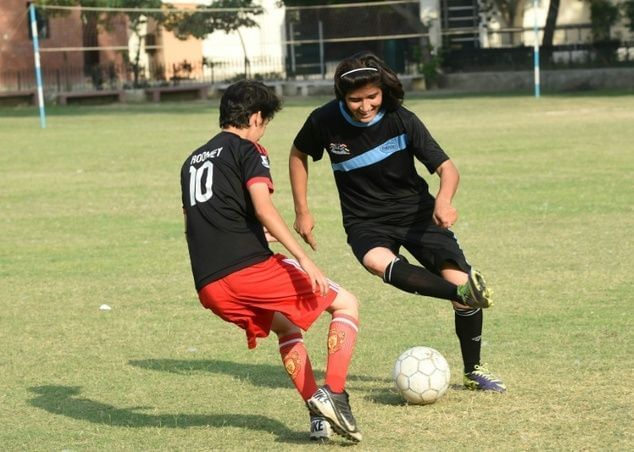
[338,101,385,127]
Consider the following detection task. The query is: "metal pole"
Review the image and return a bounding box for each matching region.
[533,0,541,98]
[30,3,46,128]
[318,20,324,79]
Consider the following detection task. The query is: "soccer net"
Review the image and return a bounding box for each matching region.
[10,1,427,94]
[26,2,266,93]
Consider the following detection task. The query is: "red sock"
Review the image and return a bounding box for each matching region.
[325,313,359,393]
[279,333,318,401]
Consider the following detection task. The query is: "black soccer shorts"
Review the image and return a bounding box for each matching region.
[346,221,471,275]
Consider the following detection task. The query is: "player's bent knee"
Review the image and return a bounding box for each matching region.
[328,287,359,319]
[362,247,396,277]
[365,265,386,278]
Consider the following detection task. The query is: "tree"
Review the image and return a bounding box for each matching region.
[542,0,561,48]
[164,0,262,39]
[623,1,634,32]
[587,0,620,41]
[162,0,263,78]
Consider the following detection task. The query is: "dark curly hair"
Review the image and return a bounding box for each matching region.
[334,51,404,112]
[219,80,282,129]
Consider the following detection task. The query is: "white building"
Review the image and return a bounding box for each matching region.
[169,0,287,79]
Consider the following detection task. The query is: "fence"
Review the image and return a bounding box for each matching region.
[1,1,633,95]
[0,55,290,94]
[4,38,633,95]
[443,42,634,74]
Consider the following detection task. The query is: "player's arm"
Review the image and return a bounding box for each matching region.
[433,159,460,228]
[248,181,328,295]
[289,145,318,250]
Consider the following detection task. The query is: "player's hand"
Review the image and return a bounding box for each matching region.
[293,212,318,250]
[298,256,329,296]
[433,198,458,229]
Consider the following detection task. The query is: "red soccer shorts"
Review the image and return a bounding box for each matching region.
[198,254,339,349]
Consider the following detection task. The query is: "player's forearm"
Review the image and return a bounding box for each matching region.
[257,205,309,261]
[289,148,311,215]
[435,160,460,202]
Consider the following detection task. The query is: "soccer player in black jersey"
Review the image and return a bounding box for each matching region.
[181,80,362,442]
[290,52,506,392]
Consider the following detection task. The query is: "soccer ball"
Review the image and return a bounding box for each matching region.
[393,346,451,405]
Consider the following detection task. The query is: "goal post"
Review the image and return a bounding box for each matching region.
[29,3,46,129]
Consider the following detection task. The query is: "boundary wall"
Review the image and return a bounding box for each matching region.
[441,68,634,92]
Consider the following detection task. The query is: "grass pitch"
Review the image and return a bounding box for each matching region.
[0,92,632,450]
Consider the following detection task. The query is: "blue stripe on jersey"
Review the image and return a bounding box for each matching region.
[338,101,385,127]
[331,134,408,172]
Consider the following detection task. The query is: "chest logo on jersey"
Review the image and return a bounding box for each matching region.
[329,143,351,155]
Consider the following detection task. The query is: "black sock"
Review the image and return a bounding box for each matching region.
[383,255,458,301]
[455,308,483,373]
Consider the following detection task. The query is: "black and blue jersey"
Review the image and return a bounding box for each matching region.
[293,100,449,231]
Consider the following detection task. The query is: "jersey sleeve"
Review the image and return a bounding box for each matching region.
[243,141,274,193]
[404,111,449,174]
[293,109,326,161]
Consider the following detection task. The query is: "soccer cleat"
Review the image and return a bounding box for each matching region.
[457,269,493,309]
[309,412,332,442]
[464,364,507,392]
[307,385,362,442]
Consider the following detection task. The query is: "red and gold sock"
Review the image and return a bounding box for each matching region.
[325,313,359,393]
[279,332,318,401]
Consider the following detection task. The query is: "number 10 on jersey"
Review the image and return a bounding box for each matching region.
[189,161,213,206]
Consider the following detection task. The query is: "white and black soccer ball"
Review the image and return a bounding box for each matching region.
[393,346,451,405]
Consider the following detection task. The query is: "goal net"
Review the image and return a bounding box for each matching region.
[3,1,427,94]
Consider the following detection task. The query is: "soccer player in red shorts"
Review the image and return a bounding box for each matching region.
[180,80,361,443]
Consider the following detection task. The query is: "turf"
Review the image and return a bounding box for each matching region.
[0,92,632,450]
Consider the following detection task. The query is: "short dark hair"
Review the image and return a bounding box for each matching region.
[219,80,282,129]
[334,51,404,112]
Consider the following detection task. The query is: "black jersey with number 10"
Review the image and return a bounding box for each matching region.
[181,131,274,291]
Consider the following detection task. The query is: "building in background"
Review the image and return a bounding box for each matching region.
[0,0,130,92]
[195,0,286,81]
[0,0,631,93]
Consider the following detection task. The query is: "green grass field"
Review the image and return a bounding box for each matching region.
[1,92,632,451]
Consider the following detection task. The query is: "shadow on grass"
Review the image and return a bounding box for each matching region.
[128,358,391,389]
[363,388,405,406]
[27,385,312,443]
[129,358,290,389]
